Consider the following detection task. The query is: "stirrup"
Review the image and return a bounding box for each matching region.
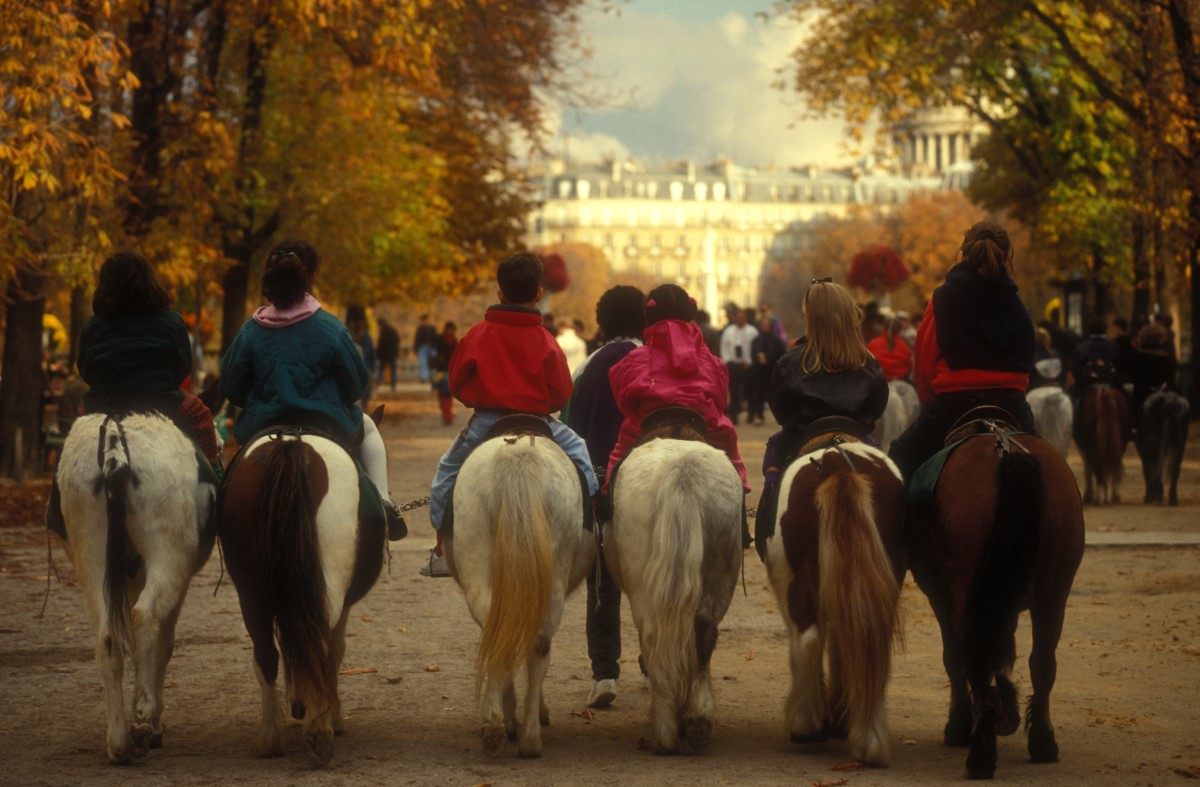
[384,497,408,541]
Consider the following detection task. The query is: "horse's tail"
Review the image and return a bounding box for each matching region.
[100,417,136,652]
[641,463,705,711]
[962,449,1042,689]
[258,439,333,716]
[475,441,555,697]
[1095,387,1122,486]
[814,464,899,745]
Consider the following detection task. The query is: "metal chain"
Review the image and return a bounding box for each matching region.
[398,496,431,512]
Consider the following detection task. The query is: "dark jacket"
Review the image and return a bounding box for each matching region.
[566,340,640,468]
[768,340,889,436]
[377,323,400,361]
[1069,335,1118,395]
[931,262,1034,373]
[413,323,437,351]
[221,309,368,444]
[78,309,192,411]
[751,331,788,374]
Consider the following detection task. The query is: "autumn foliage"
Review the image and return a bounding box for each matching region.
[846,246,909,293]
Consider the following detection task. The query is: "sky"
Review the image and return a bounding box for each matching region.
[545,0,858,169]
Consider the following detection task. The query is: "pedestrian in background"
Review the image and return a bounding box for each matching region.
[377,318,400,390]
[414,314,437,383]
[749,315,786,424]
[720,307,758,424]
[432,321,458,425]
[556,317,587,374]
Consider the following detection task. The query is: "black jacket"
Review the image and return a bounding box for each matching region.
[1069,335,1118,395]
[931,262,1034,373]
[768,341,889,435]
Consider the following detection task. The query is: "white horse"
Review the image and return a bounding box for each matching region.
[1027,386,1073,457]
[606,438,742,754]
[874,379,919,452]
[57,413,217,764]
[447,434,594,758]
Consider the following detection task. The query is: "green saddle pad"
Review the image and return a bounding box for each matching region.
[356,461,386,532]
[906,438,968,508]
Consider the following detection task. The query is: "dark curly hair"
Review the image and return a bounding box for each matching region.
[645,283,697,325]
[92,252,171,317]
[497,252,544,303]
[262,240,318,308]
[595,285,646,340]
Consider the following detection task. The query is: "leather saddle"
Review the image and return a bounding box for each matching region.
[796,415,868,455]
[485,413,554,441]
[945,405,1020,447]
[637,406,708,445]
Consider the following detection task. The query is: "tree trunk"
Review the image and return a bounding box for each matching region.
[1130,150,1153,320]
[0,267,48,479]
[67,284,89,370]
[220,260,250,352]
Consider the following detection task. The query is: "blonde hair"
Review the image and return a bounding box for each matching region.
[801,282,873,373]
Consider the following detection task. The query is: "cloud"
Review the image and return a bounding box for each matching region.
[554,4,864,167]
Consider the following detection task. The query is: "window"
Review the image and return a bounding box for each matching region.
[670,181,684,201]
[712,183,727,201]
[577,180,591,199]
[557,179,572,198]
[694,182,708,201]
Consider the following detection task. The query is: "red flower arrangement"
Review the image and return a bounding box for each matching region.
[542,252,571,293]
[846,245,910,293]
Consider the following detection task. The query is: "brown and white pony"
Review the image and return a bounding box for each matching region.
[763,429,906,765]
[220,417,385,767]
[606,418,743,755]
[446,426,594,758]
[57,412,218,764]
[1075,384,1129,504]
[907,420,1084,779]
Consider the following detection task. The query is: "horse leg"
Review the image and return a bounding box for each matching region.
[682,615,718,754]
[130,569,187,754]
[245,606,284,758]
[939,619,971,747]
[993,622,1020,736]
[1082,463,1095,505]
[518,632,551,758]
[825,647,848,740]
[330,609,349,737]
[1027,595,1065,764]
[147,600,184,749]
[964,668,998,779]
[95,623,131,764]
[786,624,828,744]
[502,679,518,741]
[479,670,509,757]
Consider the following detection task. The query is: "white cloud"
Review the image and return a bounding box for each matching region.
[553,4,866,168]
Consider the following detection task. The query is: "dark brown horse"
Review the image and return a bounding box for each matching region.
[1075,384,1130,504]
[764,424,906,765]
[220,418,385,767]
[908,420,1084,779]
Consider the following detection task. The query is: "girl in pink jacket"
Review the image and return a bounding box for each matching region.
[606,284,750,493]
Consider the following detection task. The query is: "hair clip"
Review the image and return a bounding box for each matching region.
[811,276,833,284]
[646,298,658,308]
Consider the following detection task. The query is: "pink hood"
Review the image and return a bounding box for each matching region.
[253,294,321,328]
[609,319,729,427]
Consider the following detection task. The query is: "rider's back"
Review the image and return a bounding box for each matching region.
[79,308,192,409]
[221,308,367,444]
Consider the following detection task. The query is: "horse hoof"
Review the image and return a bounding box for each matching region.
[994,683,1020,736]
[291,699,306,720]
[654,744,679,756]
[303,731,335,768]
[130,723,153,759]
[107,743,132,766]
[965,766,995,780]
[683,717,712,753]
[481,724,507,757]
[1028,724,1059,763]
[518,741,542,759]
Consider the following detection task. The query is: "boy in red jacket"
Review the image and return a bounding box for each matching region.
[421,252,598,576]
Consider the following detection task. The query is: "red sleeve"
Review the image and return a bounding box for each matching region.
[544,335,573,411]
[448,326,477,399]
[914,300,939,404]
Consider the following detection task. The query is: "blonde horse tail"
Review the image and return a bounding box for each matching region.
[815,467,899,759]
[475,441,555,696]
[641,468,704,712]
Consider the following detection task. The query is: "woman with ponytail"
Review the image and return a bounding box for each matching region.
[603,284,750,540]
[220,240,406,539]
[888,220,1036,481]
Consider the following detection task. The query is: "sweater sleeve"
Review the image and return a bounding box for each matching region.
[331,321,369,405]
[448,328,477,401]
[914,301,939,404]
[544,339,573,412]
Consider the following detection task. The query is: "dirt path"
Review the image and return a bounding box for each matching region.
[1,393,1198,784]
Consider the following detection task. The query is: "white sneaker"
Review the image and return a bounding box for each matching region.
[418,550,451,578]
[586,678,617,709]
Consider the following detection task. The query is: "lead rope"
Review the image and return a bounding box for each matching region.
[36,531,61,619]
[212,536,226,596]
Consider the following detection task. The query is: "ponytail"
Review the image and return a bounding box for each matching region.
[960,220,1013,278]
[262,249,311,309]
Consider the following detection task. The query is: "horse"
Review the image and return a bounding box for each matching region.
[907,413,1084,779]
[219,412,386,768]
[1026,386,1072,457]
[1074,384,1130,504]
[1138,389,1191,506]
[605,408,742,755]
[874,379,920,452]
[446,416,594,758]
[57,412,218,764]
[762,419,905,765]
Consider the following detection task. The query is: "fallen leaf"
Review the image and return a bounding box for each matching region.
[745,649,755,662]
[831,761,869,771]
[570,708,596,720]
[810,779,849,787]
[901,738,917,745]
[425,664,441,673]
[385,676,403,685]
[340,667,377,676]
[360,615,373,623]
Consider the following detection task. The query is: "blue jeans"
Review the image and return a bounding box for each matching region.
[417,345,433,383]
[429,410,599,531]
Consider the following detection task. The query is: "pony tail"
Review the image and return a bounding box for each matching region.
[961,451,1042,712]
[100,419,136,653]
[639,465,704,720]
[961,220,1012,278]
[259,439,333,718]
[476,440,555,697]
[814,467,899,763]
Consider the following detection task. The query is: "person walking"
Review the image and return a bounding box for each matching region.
[414,314,437,383]
[555,317,588,375]
[719,307,757,424]
[748,315,787,424]
[377,318,400,390]
[431,321,458,425]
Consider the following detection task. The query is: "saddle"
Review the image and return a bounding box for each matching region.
[485,413,554,441]
[637,407,708,445]
[908,407,1028,508]
[796,415,868,455]
[944,406,1020,447]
